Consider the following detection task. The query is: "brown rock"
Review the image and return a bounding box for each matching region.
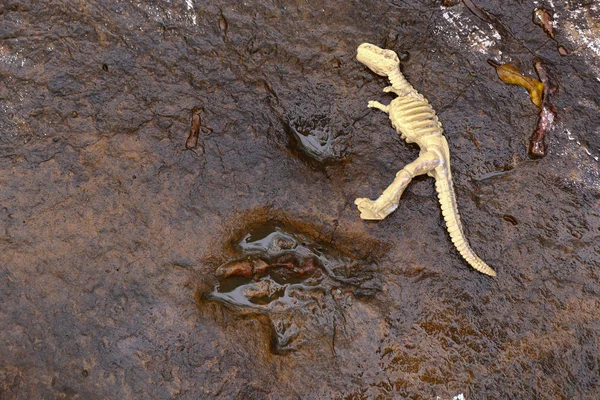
[215,259,253,279]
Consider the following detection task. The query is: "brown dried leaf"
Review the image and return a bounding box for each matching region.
[533,8,554,38]
[488,60,544,107]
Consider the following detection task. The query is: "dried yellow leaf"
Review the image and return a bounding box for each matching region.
[488,61,544,107]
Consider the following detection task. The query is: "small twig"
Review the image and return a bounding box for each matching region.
[461,0,511,39]
[529,59,558,158]
[186,112,201,150]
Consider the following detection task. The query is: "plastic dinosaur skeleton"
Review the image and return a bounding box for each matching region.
[354,43,496,276]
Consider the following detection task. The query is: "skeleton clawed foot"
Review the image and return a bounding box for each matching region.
[354,197,398,220]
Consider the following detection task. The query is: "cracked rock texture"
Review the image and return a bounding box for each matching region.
[1,1,599,399]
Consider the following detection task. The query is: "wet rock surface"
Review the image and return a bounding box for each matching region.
[0,1,599,399]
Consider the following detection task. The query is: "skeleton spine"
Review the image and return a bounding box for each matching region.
[389,70,412,92]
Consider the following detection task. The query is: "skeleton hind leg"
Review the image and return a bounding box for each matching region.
[355,151,441,220]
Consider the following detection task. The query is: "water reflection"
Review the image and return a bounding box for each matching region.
[207,223,377,353]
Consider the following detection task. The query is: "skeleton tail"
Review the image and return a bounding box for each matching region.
[435,165,497,276]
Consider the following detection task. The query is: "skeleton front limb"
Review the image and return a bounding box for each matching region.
[355,151,441,220]
[367,100,389,113]
[383,86,405,96]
